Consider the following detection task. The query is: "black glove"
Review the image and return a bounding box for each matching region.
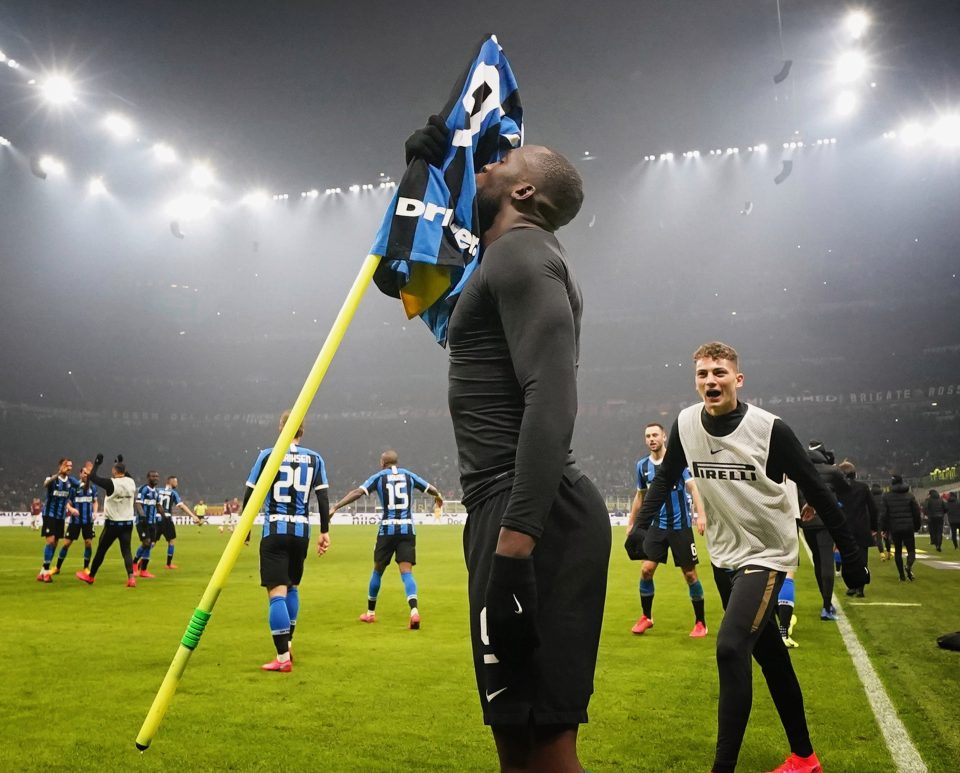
[624,524,648,561]
[404,114,449,167]
[115,453,123,464]
[94,453,104,467]
[483,554,539,665]
[840,550,870,589]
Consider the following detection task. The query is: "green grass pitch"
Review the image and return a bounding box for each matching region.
[1,526,957,771]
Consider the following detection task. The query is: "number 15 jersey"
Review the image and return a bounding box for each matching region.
[361,466,431,537]
[246,443,328,538]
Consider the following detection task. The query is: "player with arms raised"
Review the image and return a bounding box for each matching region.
[246,411,330,672]
[329,450,443,629]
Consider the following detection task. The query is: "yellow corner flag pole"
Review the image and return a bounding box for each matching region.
[135,253,381,751]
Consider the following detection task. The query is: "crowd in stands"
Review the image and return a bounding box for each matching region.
[2,397,956,511]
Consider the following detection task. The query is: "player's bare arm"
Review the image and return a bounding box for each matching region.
[329,487,365,515]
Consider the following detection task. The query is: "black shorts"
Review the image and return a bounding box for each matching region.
[374,533,417,567]
[42,516,65,539]
[464,472,611,726]
[156,517,177,541]
[643,525,699,567]
[66,520,95,541]
[136,520,151,542]
[259,533,309,588]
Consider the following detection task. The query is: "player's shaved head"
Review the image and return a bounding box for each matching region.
[381,449,399,467]
[523,146,584,231]
[279,410,304,438]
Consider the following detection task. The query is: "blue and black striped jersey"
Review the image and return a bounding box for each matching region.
[158,486,182,516]
[44,475,79,519]
[361,466,431,537]
[246,444,328,538]
[136,485,163,523]
[69,483,98,524]
[637,455,693,530]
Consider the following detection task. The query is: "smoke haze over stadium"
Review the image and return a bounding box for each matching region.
[1,0,958,505]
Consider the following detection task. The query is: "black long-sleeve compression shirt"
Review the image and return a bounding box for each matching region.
[447,226,582,540]
[88,462,115,496]
[637,401,858,558]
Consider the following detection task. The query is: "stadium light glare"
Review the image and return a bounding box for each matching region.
[0,49,6,62]
[7,59,20,69]
[845,10,870,40]
[836,51,867,82]
[836,90,858,116]
[152,142,177,164]
[165,193,214,221]
[242,189,269,208]
[900,122,925,147]
[88,176,107,195]
[190,162,215,188]
[756,143,767,152]
[38,155,65,175]
[40,75,77,105]
[103,113,134,140]
[0,136,10,147]
[932,115,960,148]
[349,183,361,192]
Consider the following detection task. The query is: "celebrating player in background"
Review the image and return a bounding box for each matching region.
[157,475,197,569]
[632,342,868,773]
[77,454,137,586]
[246,411,330,672]
[30,497,42,530]
[329,450,443,629]
[406,119,611,772]
[55,461,98,576]
[626,422,708,638]
[37,458,79,582]
[133,471,165,578]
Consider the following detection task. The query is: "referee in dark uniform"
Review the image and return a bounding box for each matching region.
[406,121,610,772]
[632,342,868,773]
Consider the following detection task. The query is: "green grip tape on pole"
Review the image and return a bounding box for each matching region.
[180,609,212,650]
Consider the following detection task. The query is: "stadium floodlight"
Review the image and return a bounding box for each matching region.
[88,176,107,195]
[0,136,10,147]
[152,142,177,164]
[836,90,858,116]
[7,59,19,69]
[836,51,867,82]
[932,115,960,148]
[38,155,65,175]
[308,188,319,198]
[899,122,925,147]
[165,193,214,221]
[40,75,77,105]
[755,143,767,152]
[190,162,215,188]
[0,49,6,62]
[845,10,870,40]
[103,112,134,140]
[242,189,269,208]
[349,183,361,192]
